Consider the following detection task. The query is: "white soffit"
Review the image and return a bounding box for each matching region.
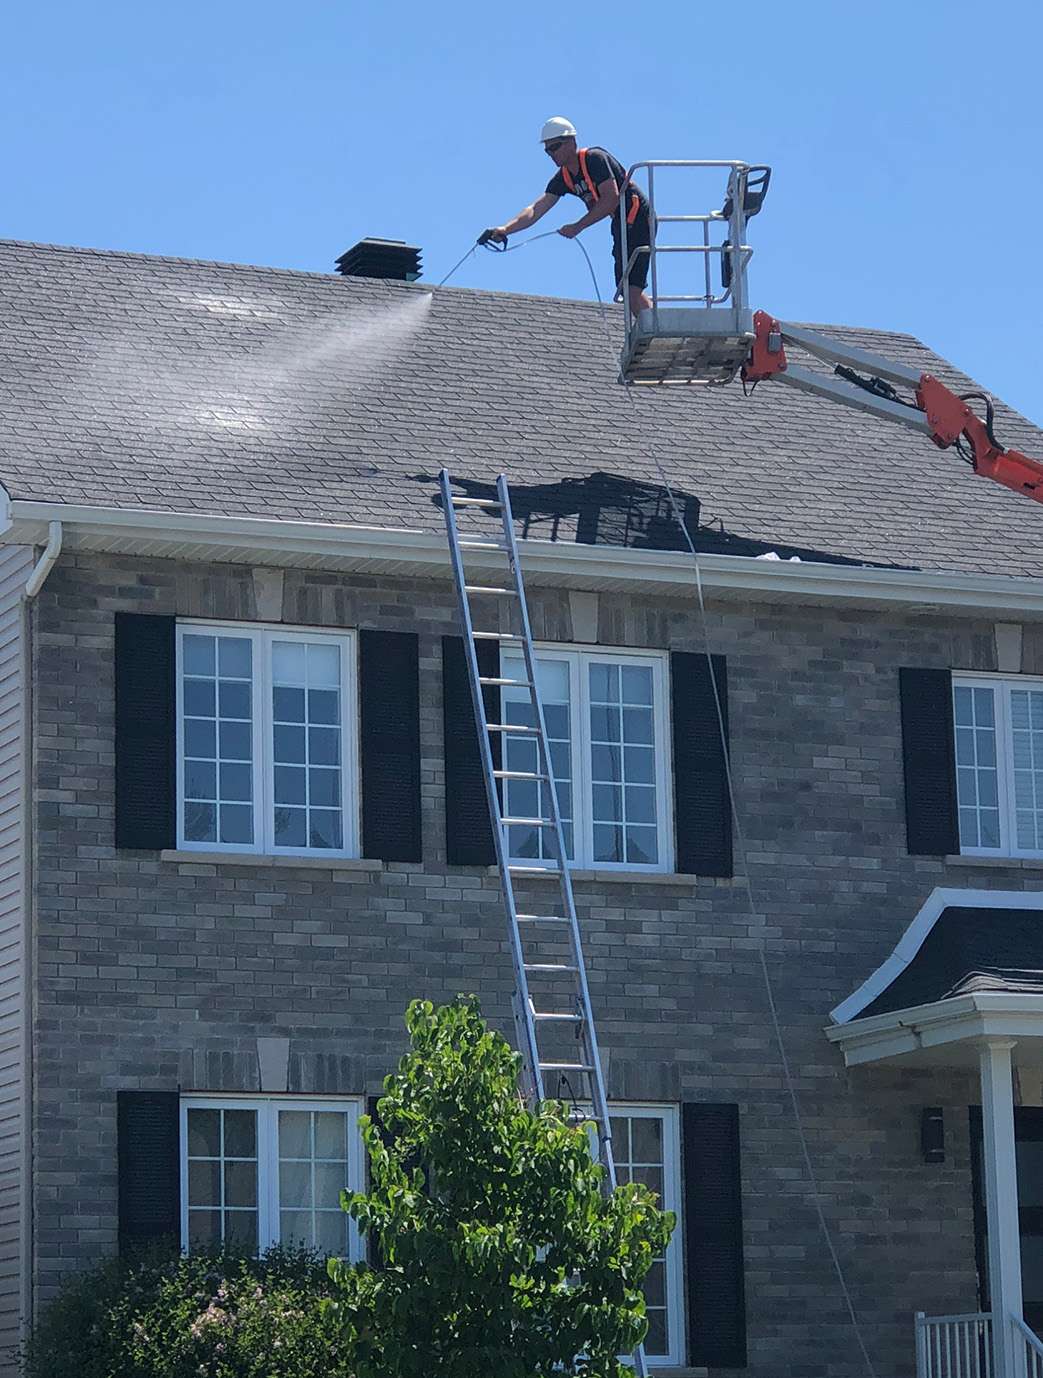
[4,499,1043,614]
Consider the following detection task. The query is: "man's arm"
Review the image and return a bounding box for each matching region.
[486,192,559,243]
[558,177,620,238]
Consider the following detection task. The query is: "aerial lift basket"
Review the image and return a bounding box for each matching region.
[618,161,770,386]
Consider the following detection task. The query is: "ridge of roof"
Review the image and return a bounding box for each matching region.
[0,236,924,344]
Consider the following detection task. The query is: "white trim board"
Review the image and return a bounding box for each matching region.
[5,499,1043,615]
[830,887,1043,1026]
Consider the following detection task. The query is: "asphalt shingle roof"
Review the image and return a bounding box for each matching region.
[2,236,1042,576]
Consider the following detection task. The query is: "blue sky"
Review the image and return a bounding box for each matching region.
[4,0,1042,425]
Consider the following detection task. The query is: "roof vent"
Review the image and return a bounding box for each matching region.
[335,239,422,282]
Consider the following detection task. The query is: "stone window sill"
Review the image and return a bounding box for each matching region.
[945,853,1043,871]
[159,850,384,872]
[484,866,720,887]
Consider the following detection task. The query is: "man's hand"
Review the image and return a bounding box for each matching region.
[478,227,508,247]
[558,223,582,240]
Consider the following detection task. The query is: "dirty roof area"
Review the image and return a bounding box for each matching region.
[2,237,1042,576]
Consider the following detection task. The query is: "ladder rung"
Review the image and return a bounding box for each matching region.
[458,540,506,551]
[501,815,552,827]
[493,770,547,780]
[464,585,516,596]
[540,1062,596,1073]
[479,676,530,688]
[472,631,525,642]
[452,496,502,507]
[525,962,577,974]
[487,723,540,735]
[533,1012,584,1023]
[516,914,570,923]
[509,864,559,875]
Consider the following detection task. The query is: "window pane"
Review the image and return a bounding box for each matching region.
[314,1112,347,1160]
[953,684,1000,852]
[188,1108,220,1157]
[594,823,624,863]
[278,1110,351,1255]
[188,1160,221,1207]
[280,1110,312,1158]
[280,1161,312,1208]
[1011,689,1043,851]
[275,807,307,847]
[315,1211,348,1256]
[188,1210,221,1245]
[224,1109,256,1158]
[225,1212,258,1251]
[622,665,652,705]
[275,766,307,805]
[269,639,346,852]
[225,1160,258,1208]
[180,632,255,849]
[273,686,306,723]
[503,655,573,864]
[627,826,659,866]
[611,1113,673,1359]
[184,801,216,843]
[185,1107,257,1251]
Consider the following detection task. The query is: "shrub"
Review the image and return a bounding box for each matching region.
[327,995,674,1378]
[21,1243,349,1378]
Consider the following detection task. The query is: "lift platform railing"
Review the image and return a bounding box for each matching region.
[615,160,770,387]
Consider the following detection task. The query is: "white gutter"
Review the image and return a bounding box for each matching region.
[3,499,1043,615]
[24,521,62,598]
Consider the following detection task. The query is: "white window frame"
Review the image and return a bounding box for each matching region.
[179,1094,366,1259]
[501,645,673,874]
[953,672,1043,860]
[176,620,360,857]
[608,1103,685,1368]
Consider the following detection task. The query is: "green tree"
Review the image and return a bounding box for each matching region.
[326,995,674,1378]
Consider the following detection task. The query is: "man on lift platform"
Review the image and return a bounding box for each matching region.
[480,117,654,316]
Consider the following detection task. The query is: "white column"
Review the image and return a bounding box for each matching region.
[980,1038,1024,1378]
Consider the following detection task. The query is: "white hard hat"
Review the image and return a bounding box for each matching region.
[539,116,577,144]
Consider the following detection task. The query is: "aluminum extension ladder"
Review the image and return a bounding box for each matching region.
[439,468,647,1377]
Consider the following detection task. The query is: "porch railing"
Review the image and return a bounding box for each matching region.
[915,1312,993,1378]
[1014,1316,1043,1377]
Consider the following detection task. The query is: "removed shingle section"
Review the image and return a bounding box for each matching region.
[1,236,1041,577]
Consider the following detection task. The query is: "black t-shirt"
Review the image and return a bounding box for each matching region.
[546,146,647,220]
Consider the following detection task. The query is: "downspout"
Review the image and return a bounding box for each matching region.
[19,519,60,1343]
[24,522,62,599]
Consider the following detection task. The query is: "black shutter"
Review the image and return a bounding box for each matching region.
[672,653,732,876]
[359,631,422,862]
[114,614,176,849]
[899,667,959,855]
[683,1102,747,1367]
[365,1094,387,1268]
[117,1090,180,1252]
[442,637,500,865]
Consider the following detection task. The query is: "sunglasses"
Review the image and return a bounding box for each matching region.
[544,139,567,153]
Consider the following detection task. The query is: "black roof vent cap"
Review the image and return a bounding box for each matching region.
[335,239,422,282]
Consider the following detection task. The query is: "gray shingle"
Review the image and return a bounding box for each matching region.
[2,236,1042,576]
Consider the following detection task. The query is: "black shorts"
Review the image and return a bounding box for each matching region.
[612,208,654,290]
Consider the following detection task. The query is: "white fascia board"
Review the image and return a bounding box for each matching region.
[830,887,1043,1026]
[825,992,1043,1067]
[5,498,1043,613]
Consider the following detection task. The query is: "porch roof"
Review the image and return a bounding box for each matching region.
[827,888,1043,1067]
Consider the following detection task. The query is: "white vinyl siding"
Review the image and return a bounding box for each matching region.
[180,1097,365,1259]
[500,648,671,872]
[0,547,31,1358]
[176,622,358,857]
[954,675,1043,858]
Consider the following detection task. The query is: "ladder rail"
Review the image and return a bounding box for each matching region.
[495,475,620,1191]
[439,470,544,1103]
[441,468,646,1376]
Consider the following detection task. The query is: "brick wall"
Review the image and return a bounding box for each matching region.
[30,550,1043,1377]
